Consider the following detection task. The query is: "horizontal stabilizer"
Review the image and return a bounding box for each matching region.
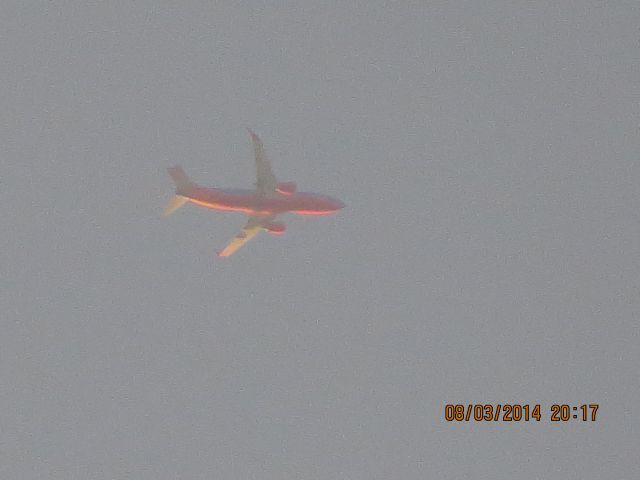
[163,195,188,216]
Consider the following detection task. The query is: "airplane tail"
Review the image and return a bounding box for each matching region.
[163,166,192,216]
[167,166,193,192]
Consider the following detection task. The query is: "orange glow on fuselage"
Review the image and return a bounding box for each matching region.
[181,186,344,217]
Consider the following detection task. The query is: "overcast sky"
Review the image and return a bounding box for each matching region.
[1,1,638,478]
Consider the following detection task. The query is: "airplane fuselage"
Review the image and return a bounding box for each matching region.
[182,185,345,216]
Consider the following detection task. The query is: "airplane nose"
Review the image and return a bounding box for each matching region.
[334,199,345,210]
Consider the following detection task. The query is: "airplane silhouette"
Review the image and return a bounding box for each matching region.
[164,130,345,257]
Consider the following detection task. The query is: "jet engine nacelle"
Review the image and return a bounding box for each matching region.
[261,221,286,235]
[276,181,297,195]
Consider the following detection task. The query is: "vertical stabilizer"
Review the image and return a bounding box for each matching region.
[164,166,192,216]
[167,166,192,193]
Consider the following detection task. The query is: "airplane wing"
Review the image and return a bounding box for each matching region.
[217,215,273,257]
[248,129,278,196]
[217,221,262,257]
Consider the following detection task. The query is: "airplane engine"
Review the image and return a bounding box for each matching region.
[276,181,297,195]
[261,221,286,235]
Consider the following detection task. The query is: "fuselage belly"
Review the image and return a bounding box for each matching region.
[184,186,344,216]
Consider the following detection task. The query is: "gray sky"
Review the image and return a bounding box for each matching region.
[1,1,638,478]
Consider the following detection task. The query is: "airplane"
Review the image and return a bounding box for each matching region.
[164,129,345,257]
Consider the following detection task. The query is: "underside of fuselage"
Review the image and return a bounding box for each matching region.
[184,186,342,216]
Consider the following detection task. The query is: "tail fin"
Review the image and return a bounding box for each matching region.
[167,166,193,193]
[163,166,192,216]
